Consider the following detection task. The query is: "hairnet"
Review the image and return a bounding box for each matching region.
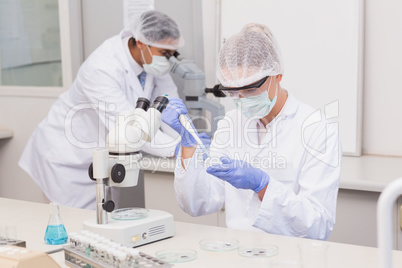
[217,23,284,88]
[131,10,184,50]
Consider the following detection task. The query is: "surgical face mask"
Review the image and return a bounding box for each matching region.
[141,45,171,77]
[232,80,278,118]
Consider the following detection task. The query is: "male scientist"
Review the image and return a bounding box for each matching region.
[162,23,341,240]
[19,10,209,209]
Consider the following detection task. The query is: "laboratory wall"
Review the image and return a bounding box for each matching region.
[79,0,402,157]
[0,0,401,238]
[0,96,54,202]
[362,0,402,156]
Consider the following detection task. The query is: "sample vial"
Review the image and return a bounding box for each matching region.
[44,202,68,245]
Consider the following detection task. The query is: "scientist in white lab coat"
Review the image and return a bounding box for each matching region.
[162,23,342,240]
[19,10,195,209]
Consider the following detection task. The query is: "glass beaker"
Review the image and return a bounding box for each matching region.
[6,225,17,243]
[0,225,7,245]
[44,202,68,245]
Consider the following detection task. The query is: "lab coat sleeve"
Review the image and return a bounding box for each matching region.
[141,130,180,157]
[174,148,226,217]
[139,74,181,157]
[253,121,341,240]
[77,65,135,131]
[151,74,182,141]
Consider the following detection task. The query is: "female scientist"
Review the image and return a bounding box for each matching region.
[19,11,192,209]
[162,23,341,240]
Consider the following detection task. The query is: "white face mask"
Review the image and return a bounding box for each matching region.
[141,45,171,77]
[233,79,278,118]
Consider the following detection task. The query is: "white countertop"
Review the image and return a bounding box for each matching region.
[1,197,402,268]
[142,155,402,193]
[0,198,95,253]
[341,155,402,192]
[0,128,13,139]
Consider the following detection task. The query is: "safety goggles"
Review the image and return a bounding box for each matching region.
[219,76,270,98]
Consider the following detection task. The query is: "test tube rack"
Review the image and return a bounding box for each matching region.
[64,246,172,268]
[0,238,26,248]
[63,230,172,268]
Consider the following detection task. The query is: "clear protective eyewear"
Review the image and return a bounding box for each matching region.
[219,76,270,98]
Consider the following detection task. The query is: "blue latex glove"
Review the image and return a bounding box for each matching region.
[206,156,270,193]
[173,132,211,158]
[161,98,197,147]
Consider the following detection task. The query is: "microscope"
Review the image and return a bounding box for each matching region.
[168,52,226,135]
[83,55,228,248]
[83,96,174,247]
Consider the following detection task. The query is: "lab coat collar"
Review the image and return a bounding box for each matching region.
[255,89,299,129]
[251,90,299,148]
[116,30,151,98]
[275,89,298,119]
[121,30,143,76]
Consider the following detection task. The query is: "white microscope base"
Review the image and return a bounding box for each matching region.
[83,209,174,247]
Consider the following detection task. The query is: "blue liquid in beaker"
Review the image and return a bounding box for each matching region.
[44,224,68,245]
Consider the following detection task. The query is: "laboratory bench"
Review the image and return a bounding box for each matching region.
[141,154,402,192]
[1,197,402,268]
[341,155,402,192]
[140,154,402,249]
[0,128,13,140]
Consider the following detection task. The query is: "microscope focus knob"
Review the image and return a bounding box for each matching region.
[111,164,126,183]
[88,163,95,181]
[103,200,115,212]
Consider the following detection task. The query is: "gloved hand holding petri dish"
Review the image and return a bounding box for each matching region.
[203,148,229,168]
[205,152,270,193]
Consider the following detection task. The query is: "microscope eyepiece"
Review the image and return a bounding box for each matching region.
[151,96,170,113]
[135,97,151,111]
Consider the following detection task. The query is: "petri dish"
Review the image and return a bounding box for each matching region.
[111,208,149,220]
[238,244,279,258]
[199,238,239,251]
[155,249,197,263]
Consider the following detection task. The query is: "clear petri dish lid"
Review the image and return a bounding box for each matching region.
[155,249,197,263]
[238,244,279,258]
[199,238,239,251]
[111,207,149,220]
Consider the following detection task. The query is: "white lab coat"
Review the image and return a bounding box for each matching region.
[19,30,180,209]
[174,91,341,240]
